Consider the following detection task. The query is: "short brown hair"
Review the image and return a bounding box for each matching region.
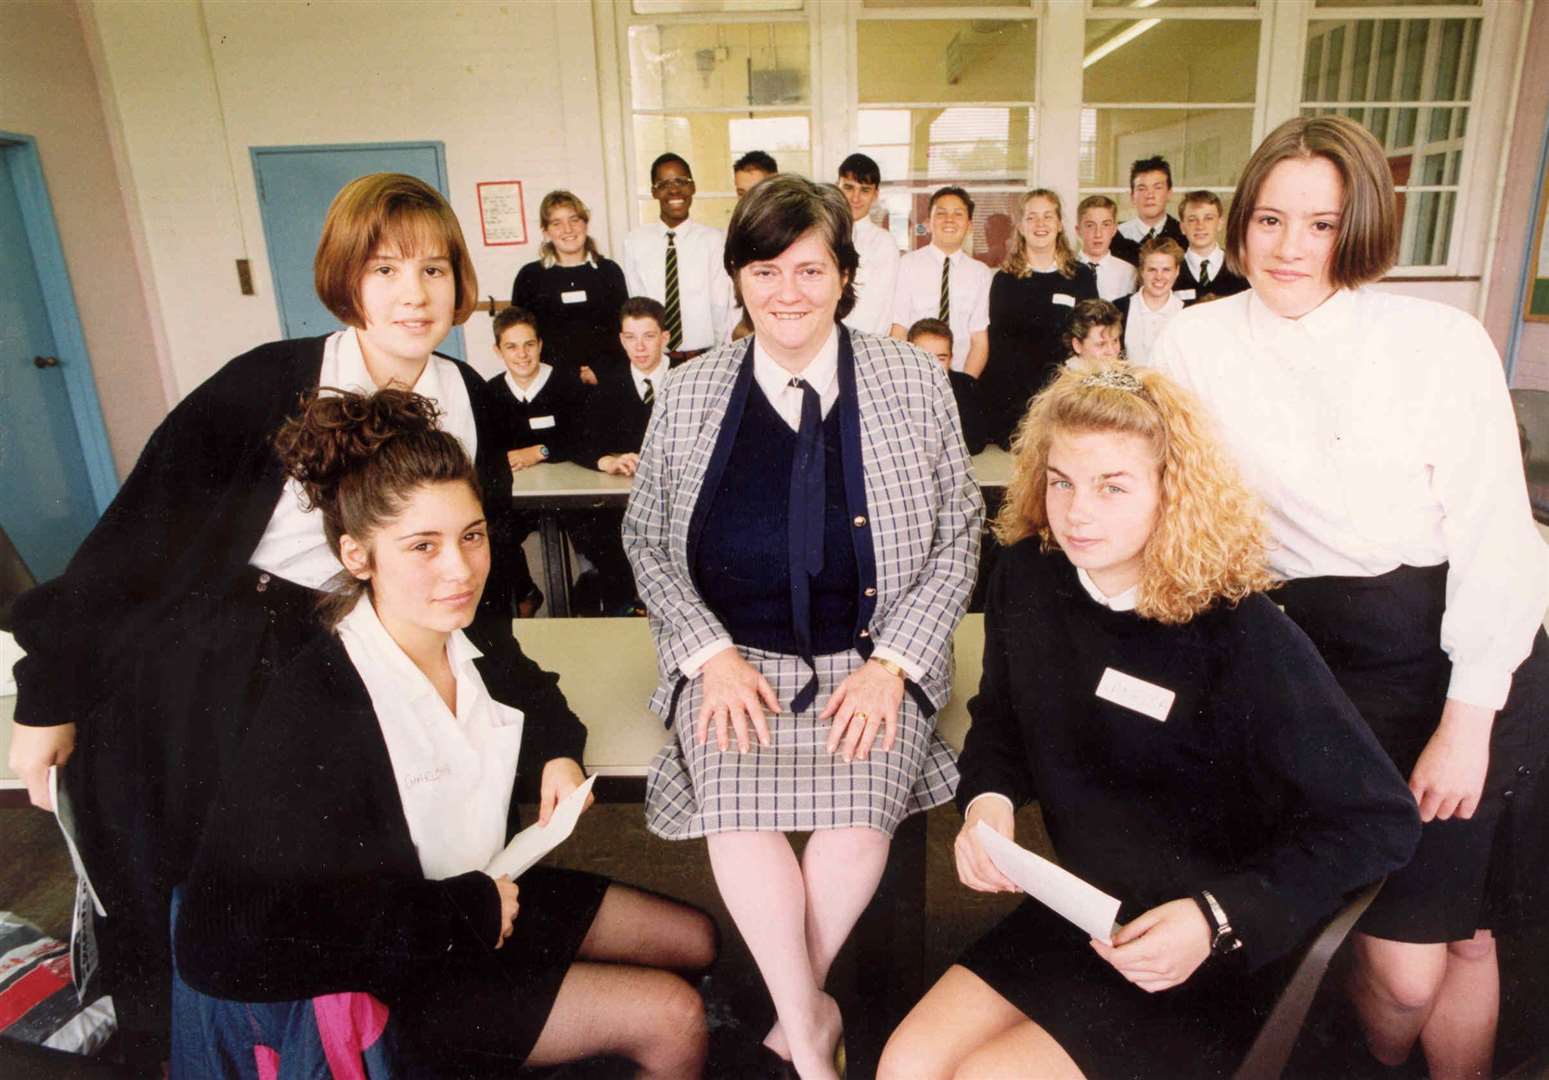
[1180,190,1222,215]
[1225,115,1398,286]
[1062,298,1122,355]
[1138,235,1184,268]
[907,317,953,348]
[1076,195,1118,220]
[314,173,479,329]
[724,174,858,321]
[494,305,539,343]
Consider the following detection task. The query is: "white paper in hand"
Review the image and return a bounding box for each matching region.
[484,775,597,880]
[974,821,1121,944]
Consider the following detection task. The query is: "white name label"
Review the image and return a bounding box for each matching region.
[561,289,587,304]
[1095,667,1175,723]
[1052,293,1075,307]
[1175,288,1197,300]
[530,415,556,429]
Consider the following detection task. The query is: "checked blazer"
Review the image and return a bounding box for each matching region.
[622,327,984,719]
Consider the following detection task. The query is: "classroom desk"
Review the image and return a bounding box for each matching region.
[511,446,1015,617]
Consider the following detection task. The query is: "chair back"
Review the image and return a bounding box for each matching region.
[1511,388,1549,523]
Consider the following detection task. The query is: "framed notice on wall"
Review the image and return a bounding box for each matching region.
[476,181,527,247]
[1527,167,1549,323]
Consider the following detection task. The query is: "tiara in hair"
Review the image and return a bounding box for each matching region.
[1079,366,1144,393]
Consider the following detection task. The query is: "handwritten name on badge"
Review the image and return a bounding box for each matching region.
[1095,668,1175,723]
[404,766,452,789]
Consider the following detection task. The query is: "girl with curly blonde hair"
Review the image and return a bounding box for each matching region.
[881,362,1420,1080]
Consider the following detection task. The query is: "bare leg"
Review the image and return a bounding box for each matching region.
[707,830,841,1080]
[525,962,708,1079]
[1418,930,1498,1080]
[767,827,891,1059]
[576,882,718,975]
[878,965,1030,1080]
[1348,933,1447,1065]
[953,1020,1087,1080]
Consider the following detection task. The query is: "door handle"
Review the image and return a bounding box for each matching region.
[33,356,60,368]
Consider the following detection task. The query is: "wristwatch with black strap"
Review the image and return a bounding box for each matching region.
[1194,889,1243,957]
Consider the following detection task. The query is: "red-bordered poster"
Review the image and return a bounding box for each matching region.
[476,181,527,246]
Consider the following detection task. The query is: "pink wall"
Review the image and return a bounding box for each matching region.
[1483,0,1549,390]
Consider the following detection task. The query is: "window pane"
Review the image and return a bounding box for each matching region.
[1301,105,1467,155]
[629,22,809,110]
[1316,0,1477,6]
[1080,107,1255,189]
[1092,0,1253,6]
[863,0,1032,7]
[875,187,1023,269]
[1084,20,1259,103]
[634,0,801,11]
[858,107,1033,184]
[1305,19,1478,102]
[633,112,811,194]
[859,20,1036,104]
[1397,188,1456,266]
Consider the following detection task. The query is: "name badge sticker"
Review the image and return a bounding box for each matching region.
[561,289,587,304]
[1095,668,1175,723]
[530,415,557,430]
[1176,288,1197,300]
[1053,293,1076,307]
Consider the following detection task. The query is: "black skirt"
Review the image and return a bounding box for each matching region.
[1276,563,1549,942]
[67,566,321,1022]
[958,901,1290,1079]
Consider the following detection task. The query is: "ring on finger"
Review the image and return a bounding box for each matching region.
[853,712,868,724]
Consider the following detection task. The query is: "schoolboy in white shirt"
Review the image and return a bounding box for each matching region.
[1173,190,1248,305]
[1110,156,1188,267]
[888,185,992,375]
[1075,195,1138,302]
[838,153,902,336]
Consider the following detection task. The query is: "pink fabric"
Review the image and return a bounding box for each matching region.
[313,992,391,1079]
[254,1044,280,1080]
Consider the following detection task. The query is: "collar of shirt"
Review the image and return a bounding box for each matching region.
[505,364,553,403]
[629,358,668,401]
[1119,215,1168,242]
[338,594,484,711]
[1075,567,1139,612]
[1246,286,1358,346]
[644,218,706,241]
[1133,291,1185,317]
[540,251,598,271]
[336,327,447,404]
[925,243,968,268]
[1186,246,1224,277]
[752,326,841,429]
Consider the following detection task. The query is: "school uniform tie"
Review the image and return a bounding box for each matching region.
[1197,259,1212,290]
[664,231,683,351]
[642,377,655,408]
[938,256,951,322]
[787,377,825,713]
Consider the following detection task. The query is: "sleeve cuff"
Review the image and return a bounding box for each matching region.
[680,637,734,679]
[1446,663,1511,712]
[870,645,924,682]
[964,792,1015,817]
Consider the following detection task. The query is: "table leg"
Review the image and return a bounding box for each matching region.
[539,512,571,618]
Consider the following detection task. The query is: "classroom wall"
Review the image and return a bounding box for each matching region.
[0,0,168,478]
[83,0,611,395]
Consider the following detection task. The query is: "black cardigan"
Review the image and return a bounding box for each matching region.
[484,367,589,464]
[11,335,523,728]
[175,630,585,1045]
[957,542,1422,971]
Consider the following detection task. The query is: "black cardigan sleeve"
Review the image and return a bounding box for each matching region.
[175,639,503,1003]
[955,552,1037,813]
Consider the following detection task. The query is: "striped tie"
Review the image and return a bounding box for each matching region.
[642,378,654,408]
[1198,259,1212,289]
[938,255,951,322]
[664,231,683,351]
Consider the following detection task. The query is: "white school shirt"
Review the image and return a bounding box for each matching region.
[966,566,1137,816]
[1152,288,1549,710]
[677,327,922,682]
[890,245,993,372]
[1118,215,1172,244]
[1079,251,1138,302]
[249,329,477,588]
[337,596,524,881]
[1122,291,1184,366]
[1184,245,1223,284]
[845,217,902,335]
[505,362,554,403]
[629,357,669,403]
[621,219,733,351]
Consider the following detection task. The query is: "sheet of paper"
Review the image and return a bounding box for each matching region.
[49,766,106,918]
[975,821,1121,945]
[484,775,597,880]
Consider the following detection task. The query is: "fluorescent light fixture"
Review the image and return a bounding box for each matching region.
[1084,18,1161,69]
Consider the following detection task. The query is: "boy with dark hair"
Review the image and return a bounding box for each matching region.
[908,318,987,455]
[732,150,778,199]
[838,152,901,334]
[1173,189,1249,304]
[889,185,992,375]
[621,153,732,361]
[1111,155,1187,266]
[1075,194,1137,302]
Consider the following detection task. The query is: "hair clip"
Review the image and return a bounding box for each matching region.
[1080,366,1144,393]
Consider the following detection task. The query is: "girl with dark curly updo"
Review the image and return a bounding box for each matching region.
[175,387,716,1077]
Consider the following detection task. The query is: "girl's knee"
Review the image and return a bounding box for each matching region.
[652,971,708,1038]
[1358,947,1448,1013]
[1446,931,1495,965]
[878,1017,951,1080]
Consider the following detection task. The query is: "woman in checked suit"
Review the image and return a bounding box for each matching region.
[623,174,983,1079]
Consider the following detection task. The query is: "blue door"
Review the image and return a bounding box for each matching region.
[0,147,102,583]
[252,142,466,360]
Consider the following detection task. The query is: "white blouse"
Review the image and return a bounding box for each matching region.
[249,329,478,588]
[1152,287,1549,710]
[337,596,524,881]
[1122,291,1184,366]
